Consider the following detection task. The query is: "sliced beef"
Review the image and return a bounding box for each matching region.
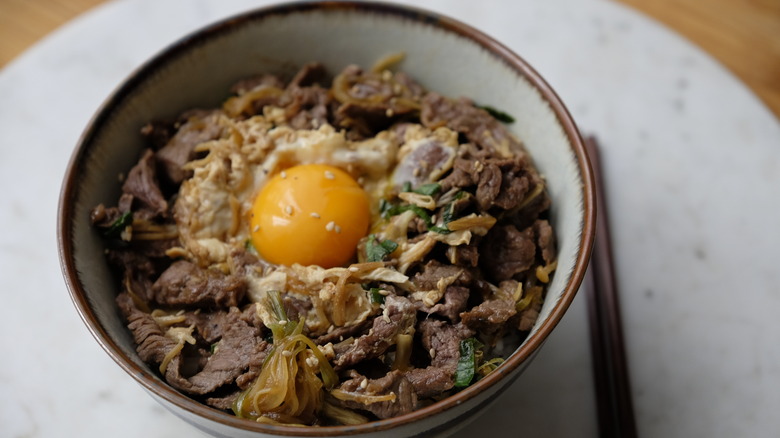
[460,296,517,334]
[517,299,542,332]
[205,390,240,411]
[421,92,524,154]
[448,243,479,268]
[416,285,470,322]
[412,260,472,291]
[331,370,416,419]
[165,307,270,395]
[332,65,423,136]
[480,224,536,282]
[284,85,331,130]
[492,158,532,210]
[152,260,246,308]
[419,319,473,370]
[140,121,176,150]
[404,367,455,399]
[315,318,373,345]
[534,219,557,265]
[121,148,168,217]
[287,62,327,88]
[183,310,229,344]
[282,293,312,323]
[334,295,416,370]
[156,110,224,184]
[441,153,531,212]
[403,320,474,398]
[116,292,176,363]
[108,250,157,304]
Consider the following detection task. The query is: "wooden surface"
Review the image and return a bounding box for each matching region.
[1,0,779,119]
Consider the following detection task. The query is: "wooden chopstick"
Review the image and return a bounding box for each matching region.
[584,136,639,438]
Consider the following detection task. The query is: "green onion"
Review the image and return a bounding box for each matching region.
[102,211,133,238]
[365,235,398,262]
[401,181,412,193]
[368,288,386,305]
[244,238,257,254]
[455,338,478,388]
[477,105,515,123]
[413,183,442,196]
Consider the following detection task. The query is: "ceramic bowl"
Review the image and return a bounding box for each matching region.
[58,2,595,437]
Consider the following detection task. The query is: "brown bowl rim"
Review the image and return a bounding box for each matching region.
[58,1,596,436]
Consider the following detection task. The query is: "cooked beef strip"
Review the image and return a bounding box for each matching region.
[332,65,422,136]
[183,310,229,344]
[205,390,241,411]
[121,148,168,218]
[285,85,331,130]
[334,295,416,370]
[156,110,224,184]
[315,318,373,345]
[117,292,177,363]
[415,285,470,323]
[419,319,474,370]
[534,219,557,265]
[287,62,327,88]
[331,370,416,419]
[517,299,542,332]
[140,120,175,150]
[404,367,455,399]
[152,260,246,308]
[448,244,480,268]
[165,307,270,395]
[412,260,472,291]
[108,250,157,303]
[480,223,536,283]
[460,296,517,334]
[492,158,532,210]
[421,92,525,155]
[402,319,474,398]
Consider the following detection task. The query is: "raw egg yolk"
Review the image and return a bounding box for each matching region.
[250,164,370,268]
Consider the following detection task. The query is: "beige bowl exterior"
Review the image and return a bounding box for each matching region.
[58,2,595,437]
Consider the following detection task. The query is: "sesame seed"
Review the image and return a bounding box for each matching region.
[282,350,292,357]
[360,378,368,389]
[385,108,394,117]
[325,221,335,231]
[253,225,260,232]
[324,170,335,180]
[334,225,342,234]
[429,348,436,358]
[280,171,287,179]
[285,205,293,215]
[378,289,390,296]
[278,319,288,325]
[348,266,359,272]
[382,314,391,323]
[310,212,321,218]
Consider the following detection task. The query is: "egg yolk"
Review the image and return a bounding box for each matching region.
[250,164,370,268]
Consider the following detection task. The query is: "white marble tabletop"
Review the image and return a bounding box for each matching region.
[1,0,779,437]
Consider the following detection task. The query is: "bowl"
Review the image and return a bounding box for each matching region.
[58,2,595,437]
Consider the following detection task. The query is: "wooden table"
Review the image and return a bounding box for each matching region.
[2,0,779,120]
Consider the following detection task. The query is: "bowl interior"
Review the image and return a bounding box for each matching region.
[60,2,592,436]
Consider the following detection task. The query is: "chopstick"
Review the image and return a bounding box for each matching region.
[584,136,639,438]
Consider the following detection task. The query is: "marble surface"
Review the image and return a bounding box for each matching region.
[1,0,779,437]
